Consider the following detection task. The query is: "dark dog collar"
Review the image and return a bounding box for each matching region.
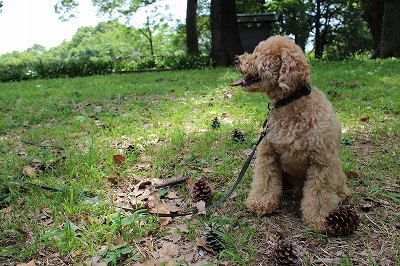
[274,84,312,108]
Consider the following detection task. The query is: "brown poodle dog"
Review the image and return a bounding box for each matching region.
[230,35,351,231]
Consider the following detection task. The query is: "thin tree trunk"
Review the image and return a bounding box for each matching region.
[314,0,322,59]
[186,0,199,55]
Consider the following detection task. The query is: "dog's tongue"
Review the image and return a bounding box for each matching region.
[229,77,245,87]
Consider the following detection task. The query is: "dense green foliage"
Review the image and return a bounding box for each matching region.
[265,0,372,59]
[0,20,183,63]
[0,55,213,82]
[0,20,213,82]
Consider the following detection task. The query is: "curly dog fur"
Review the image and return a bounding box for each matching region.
[231,35,351,231]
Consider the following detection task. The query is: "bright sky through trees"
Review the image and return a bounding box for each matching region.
[0,0,186,55]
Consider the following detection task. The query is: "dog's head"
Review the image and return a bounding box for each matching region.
[230,35,311,103]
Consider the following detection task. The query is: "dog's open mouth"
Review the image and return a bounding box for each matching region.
[229,74,261,87]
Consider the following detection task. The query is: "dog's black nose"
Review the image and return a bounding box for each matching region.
[234,57,240,66]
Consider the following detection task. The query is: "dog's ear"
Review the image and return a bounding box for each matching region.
[278,51,297,93]
[278,49,311,93]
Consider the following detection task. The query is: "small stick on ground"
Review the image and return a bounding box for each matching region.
[155,177,188,189]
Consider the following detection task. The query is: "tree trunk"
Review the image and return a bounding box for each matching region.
[186,0,199,55]
[362,0,400,58]
[361,0,384,52]
[210,0,243,66]
[379,0,400,58]
[314,0,322,59]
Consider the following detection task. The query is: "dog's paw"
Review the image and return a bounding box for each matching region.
[303,216,327,232]
[245,197,278,216]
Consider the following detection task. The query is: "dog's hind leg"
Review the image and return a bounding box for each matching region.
[245,141,282,215]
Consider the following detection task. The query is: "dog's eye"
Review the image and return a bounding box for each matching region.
[254,55,258,59]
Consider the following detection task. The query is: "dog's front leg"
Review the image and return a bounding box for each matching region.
[301,162,341,232]
[245,140,282,215]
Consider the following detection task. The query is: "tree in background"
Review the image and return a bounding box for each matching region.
[133,5,172,55]
[55,0,155,21]
[265,0,311,51]
[324,3,372,60]
[361,0,400,58]
[236,0,268,14]
[210,0,243,66]
[186,0,199,55]
[55,0,171,56]
[266,0,373,59]
[310,0,351,59]
[170,0,210,56]
[26,44,47,55]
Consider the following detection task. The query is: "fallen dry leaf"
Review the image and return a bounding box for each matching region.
[163,228,182,243]
[148,195,172,225]
[83,254,107,266]
[164,200,180,213]
[361,202,373,212]
[113,154,126,165]
[360,116,369,122]
[16,259,35,266]
[108,176,119,185]
[202,167,214,173]
[176,172,184,179]
[132,261,156,266]
[186,178,195,190]
[346,171,360,179]
[117,234,126,245]
[195,201,206,215]
[70,249,82,258]
[138,180,152,189]
[196,237,213,252]
[144,238,153,251]
[0,206,13,214]
[166,191,179,199]
[158,242,179,259]
[69,132,85,137]
[242,148,253,157]
[23,165,36,177]
[174,223,189,233]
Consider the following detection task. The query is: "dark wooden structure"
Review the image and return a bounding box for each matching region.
[237,13,277,52]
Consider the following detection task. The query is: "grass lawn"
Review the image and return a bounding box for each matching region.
[1,59,399,265]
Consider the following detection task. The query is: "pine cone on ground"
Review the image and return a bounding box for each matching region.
[273,240,300,265]
[191,178,213,202]
[325,206,359,235]
[211,117,220,129]
[232,128,246,142]
[202,222,226,252]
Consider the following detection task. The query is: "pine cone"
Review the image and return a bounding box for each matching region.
[202,222,225,252]
[232,128,246,142]
[273,240,300,265]
[211,117,220,129]
[191,178,213,202]
[325,206,359,235]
